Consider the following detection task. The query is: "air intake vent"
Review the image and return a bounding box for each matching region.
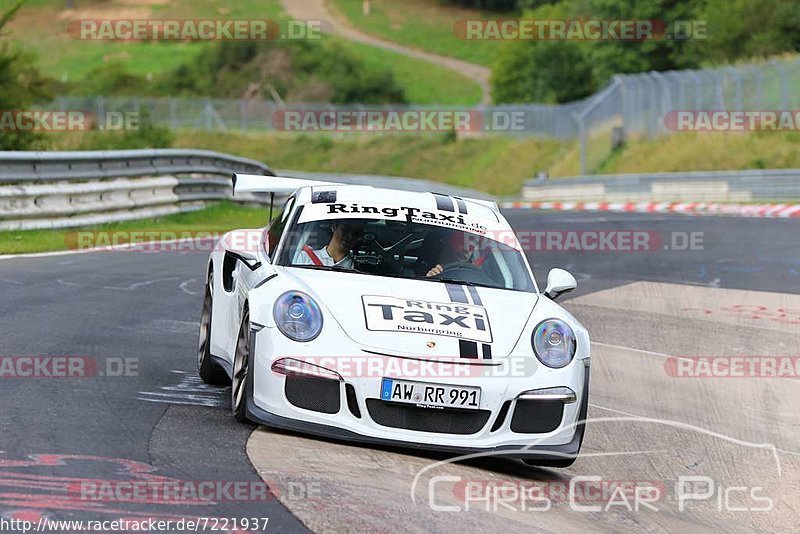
[490,400,512,432]
[285,376,340,414]
[510,400,563,434]
[366,400,490,435]
[345,384,361,419]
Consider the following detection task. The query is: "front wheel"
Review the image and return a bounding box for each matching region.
[231,306,252,423]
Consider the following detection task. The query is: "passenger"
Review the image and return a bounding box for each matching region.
[294,220,364,269]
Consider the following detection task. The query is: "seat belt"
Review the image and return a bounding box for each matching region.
[302,245,323,266]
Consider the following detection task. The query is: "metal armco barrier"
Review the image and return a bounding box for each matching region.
[522,169,800,203]
[0,150,274,231]
[0,150,493,231]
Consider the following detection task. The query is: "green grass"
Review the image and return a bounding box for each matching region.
[172,128,800,192]
[330,0,501,67]
[0,201,270,254]
[340,39,482,105]
[4,0,482,104]
[549,130,800,177]
[5,0,286,79]
[173,130,568,195]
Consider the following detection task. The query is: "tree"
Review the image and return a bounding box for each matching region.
[493,40,596,103]
[0,0,52,150]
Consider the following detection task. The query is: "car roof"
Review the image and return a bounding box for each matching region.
[293,184,501,223]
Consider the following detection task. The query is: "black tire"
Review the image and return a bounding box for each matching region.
[198,269,228,385]
[231,306,252,424]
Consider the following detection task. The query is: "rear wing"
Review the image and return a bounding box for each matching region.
[232,173,340,197]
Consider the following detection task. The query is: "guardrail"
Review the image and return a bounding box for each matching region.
[0,150,496,231]
[0,150,274,231]
[521,169,800,203]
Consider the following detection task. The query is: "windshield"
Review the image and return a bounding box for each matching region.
[277,215,534,292]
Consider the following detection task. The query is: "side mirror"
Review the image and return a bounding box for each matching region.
[544,268,577,300]
[229,249,260,270]
[223,229,264,270]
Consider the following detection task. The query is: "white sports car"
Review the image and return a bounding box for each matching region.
[197,174,590,467]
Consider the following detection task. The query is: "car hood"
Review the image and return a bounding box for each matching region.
[280,268,538,360]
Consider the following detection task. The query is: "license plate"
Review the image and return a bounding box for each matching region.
[380,378,481,409]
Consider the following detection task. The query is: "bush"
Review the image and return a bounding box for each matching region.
[681,0,800,64]
[438,0,519,10]
[0,0,53,150]
[66,61,155,97]
[156,39,406,104]
[75,110,174,150]
[493,40,595,103]
[490,0,800,104]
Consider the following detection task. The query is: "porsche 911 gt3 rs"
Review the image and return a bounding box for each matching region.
[197,174,590,467]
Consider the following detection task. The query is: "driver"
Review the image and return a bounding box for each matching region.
[294,220,364,269]
[424,233,474,277]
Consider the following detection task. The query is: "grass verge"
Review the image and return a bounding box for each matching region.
[7,0,482,105]
[340,38,482,105]
[329,0,501,67]
[0,201,270,255]
[173,130,568,196]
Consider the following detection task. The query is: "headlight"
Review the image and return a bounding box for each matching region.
[531,319,576,368]
[273,291,323,342]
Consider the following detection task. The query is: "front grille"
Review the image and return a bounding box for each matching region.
[284,376,340,414]
[510,399,564,433]
[366,399,490,435]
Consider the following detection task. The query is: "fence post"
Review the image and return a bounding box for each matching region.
[240,100,248,131]
[204,99,213,131]
[169,98,177,130]
[650,71,670,135]
[685,70,702,110]
[726,67,743,109]
[751,66,763,109]
[714,70,725,108]
[576,114,586,175]
[97,96,105,125]
[771,60,789,109]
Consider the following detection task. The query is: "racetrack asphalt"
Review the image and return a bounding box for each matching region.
[0,211,798,532]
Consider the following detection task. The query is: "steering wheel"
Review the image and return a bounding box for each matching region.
[430,262,496,285]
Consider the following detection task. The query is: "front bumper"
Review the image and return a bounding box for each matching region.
[248,327,590,460]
